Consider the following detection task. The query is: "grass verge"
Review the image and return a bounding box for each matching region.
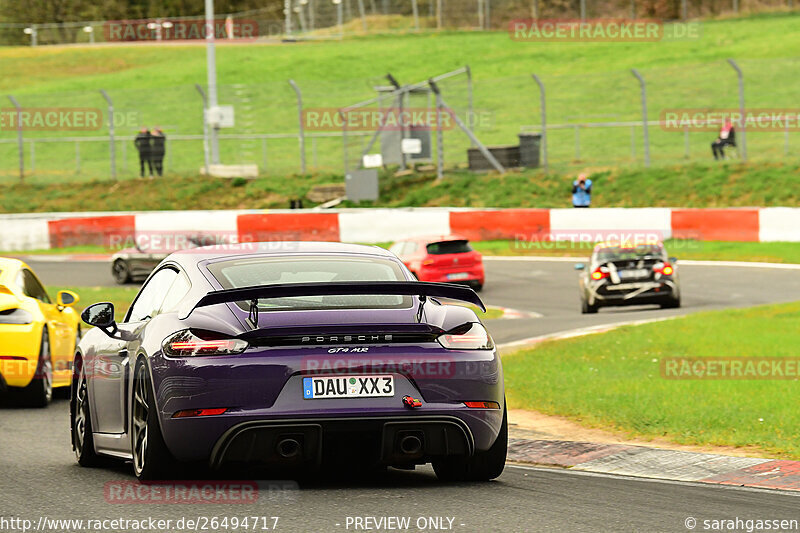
[502,301,800,458]
[52,285,138,323]
[1,162,798,213]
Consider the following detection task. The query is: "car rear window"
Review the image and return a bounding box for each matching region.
[594,244,665,263]
[206,255,411,311]
[426,240,472,255]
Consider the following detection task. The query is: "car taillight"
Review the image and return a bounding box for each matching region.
[172,408,228,418]
[422,258,435,266]
[464,401,501,409]
[437,323,494,350]
[590,268,608,281]
[654,263,674,276]
[0,308,33,325]
[162,330,248,357]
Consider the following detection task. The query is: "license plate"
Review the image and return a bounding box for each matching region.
[447,272,469,280]
[303,375,394,399]
[619,269,649,279]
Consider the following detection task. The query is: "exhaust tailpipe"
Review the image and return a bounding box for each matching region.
[276,438,301,459]
[399,435,423,455]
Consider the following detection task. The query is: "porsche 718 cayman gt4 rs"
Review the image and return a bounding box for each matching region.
[71,242,506,481]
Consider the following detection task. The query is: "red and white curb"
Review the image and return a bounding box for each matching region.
[2,206,799,251]
[507,439,800,492]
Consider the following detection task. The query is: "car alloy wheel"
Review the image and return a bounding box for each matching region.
[73,366,89,458]
[132,364,149,476]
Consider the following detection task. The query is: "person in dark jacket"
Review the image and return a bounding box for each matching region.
[151,127,166,177]
[134,127,153,178]
[711,118,736,160]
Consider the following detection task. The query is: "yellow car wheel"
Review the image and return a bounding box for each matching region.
[19,328,53,407]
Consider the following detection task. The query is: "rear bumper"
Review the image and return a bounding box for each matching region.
[151,345,504,464]
[208,414,476,470]
[591,280,678,306]
[0,324,41,388]
[417,265,485,286]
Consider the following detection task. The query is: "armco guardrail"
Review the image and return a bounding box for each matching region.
[1,207,798,252]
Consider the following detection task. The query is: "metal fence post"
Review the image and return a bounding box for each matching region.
[532,74,547,171]
[437,0,443,29]
[357,0,367,31]
[631,69,650,167]
[580,0,586,20]
[435,90,444,180]
[684,126,690,158]
[466,65,474,146]
[785,121,790,156]
[733,0,739,13]
[288,80,307,174]
[411,0,420,30]
[485,0,491,29]
[7,95,23,183]
[195,84,211,175]
[284,0,292,36]
[100,89,117,180]
[727,59,747,161]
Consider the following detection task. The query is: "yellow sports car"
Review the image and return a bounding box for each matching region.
[0,258,80,407]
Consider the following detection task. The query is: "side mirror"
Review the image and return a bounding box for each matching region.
[81,302,117,335]
[669,257,678,264]
[574,263,585,270]
[57,290,79,308]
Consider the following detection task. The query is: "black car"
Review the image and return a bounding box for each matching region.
[576,242,681,313]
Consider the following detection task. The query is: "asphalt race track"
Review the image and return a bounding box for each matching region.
[3,257,799,532]
[25,256,800,345]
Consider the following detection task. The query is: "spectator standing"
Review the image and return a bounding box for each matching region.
[572,173,592,208]
[151,127,166,177]
[711,118,736,160]
[134,128,153,178]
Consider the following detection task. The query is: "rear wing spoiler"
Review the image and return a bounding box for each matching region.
[180,281,485,319]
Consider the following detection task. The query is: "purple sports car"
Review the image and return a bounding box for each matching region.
[71,242,506,481]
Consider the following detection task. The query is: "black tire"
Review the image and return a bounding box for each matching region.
[19,328,53,407]
[112,260,132,285]
[581,297,598,314]
[433,405,507,482]
[71,357,102,466]
[132,359,174,481]
[661,297,681,309]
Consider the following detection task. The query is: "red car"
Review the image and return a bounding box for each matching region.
[389,235,485,291]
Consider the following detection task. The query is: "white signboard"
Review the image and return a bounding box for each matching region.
[207,105,235,128]
[401,138,422,154]
[362,153,383,168]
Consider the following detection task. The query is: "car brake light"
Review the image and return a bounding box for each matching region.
[172,408,228,418]
[654,263,674,276]
[162,330,248,357]
[591,269,608,281]
[437,323,494,350]
[464,401,501,409]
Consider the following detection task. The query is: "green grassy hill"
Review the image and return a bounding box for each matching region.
[1,13,800,183]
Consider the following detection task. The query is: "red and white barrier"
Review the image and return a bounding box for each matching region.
[0,207,795,252]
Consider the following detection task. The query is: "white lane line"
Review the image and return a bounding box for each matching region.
[484,255,800,270]
[496,316,677,352]
[505,463,800,496]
